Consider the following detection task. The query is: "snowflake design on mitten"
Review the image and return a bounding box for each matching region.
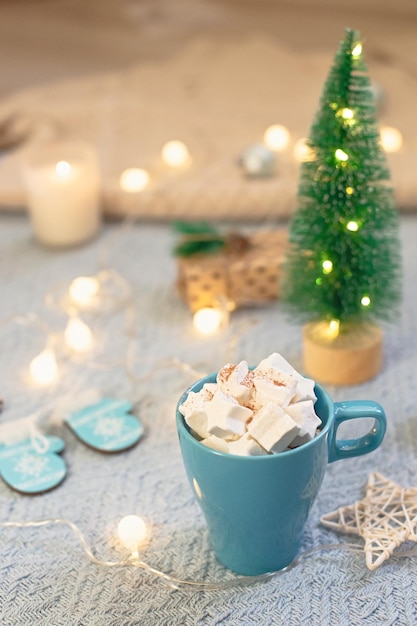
[93,417,124,440]
[13,453,50,478]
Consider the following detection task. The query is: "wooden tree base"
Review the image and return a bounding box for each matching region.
[303,322,383,386]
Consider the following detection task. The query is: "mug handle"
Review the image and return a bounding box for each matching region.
[328,400,386,463]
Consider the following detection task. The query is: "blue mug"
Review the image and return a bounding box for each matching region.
[176,373,386,575]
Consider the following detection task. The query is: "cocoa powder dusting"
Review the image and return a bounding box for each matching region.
[218,363,236,383]
[241,370,254,388]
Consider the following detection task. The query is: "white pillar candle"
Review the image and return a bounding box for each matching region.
[21,141,101,247]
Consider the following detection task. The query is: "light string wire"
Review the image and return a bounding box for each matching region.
[0,517,370,591]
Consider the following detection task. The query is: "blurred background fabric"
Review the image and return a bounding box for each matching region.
[0,0,416,220]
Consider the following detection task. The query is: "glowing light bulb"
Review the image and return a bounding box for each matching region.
[361,295,371,307]
[263,124,290,151]
[346,186,354,195]
[335,148,348,162]
[29,348,58,385]
[341,108,354,120]
[346,220,359,232]
[322,260,333,274]
[319,319,340,340]
[193,307,223,335]
[352,43,362,58]
[55,161,72,177]
[69,276,99,308]
[161,140,190,167]
[117,515,148,555]
[338,108,355,126]
[329,319,340,336]
[380,126,403,153]
[119,168,149,192]
[294,138,315,162]
[325,320,340,339]
[64,317,93,352]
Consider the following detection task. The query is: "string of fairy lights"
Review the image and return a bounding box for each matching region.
[1,515,376,590]
[13,270,230,390]
[117,122,402,194]
[1,513,417,590]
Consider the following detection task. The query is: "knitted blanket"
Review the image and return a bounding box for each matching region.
[0,35,415,220]
[0,213,417,624]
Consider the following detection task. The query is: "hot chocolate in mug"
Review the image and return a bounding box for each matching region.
[176,373,386,575]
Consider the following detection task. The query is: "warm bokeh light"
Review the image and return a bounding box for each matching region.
[69,276,99,308]
[119,168,150,192]
[380,126,403,153]
[64,317,93,352]
[341,108,354,120]
[335,148,349,162]
[361,295,371,307]
[55,161,72,177]
[117,515,148,554]
[346,220,359,232]
[317,319,340,340]
[326,319,340,339]
[263,124,290,151]
[161,140,191,167]
[29,348,58,385]
[193,307,223,334]
[351,43,362,58]
[322,260,333,274]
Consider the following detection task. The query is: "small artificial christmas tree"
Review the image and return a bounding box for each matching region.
[282,29,401,384]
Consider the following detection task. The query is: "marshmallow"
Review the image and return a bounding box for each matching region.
[184,352,320,456]
[256,352,316,403]
[256,352,297,377]
[201,435,229,453]
[248,401,301,453]
[217,360,253,403]
[205,390,253,438]
[245,386,263,412]
[253,370,297,408]
[179,385,214,418]
[179,386,214,439]
[293,377,317,403]
[228,432,268,457]
[285,400,322,446]
[202,382,218,396]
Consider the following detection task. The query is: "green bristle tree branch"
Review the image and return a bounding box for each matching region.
[282,29,401,330]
